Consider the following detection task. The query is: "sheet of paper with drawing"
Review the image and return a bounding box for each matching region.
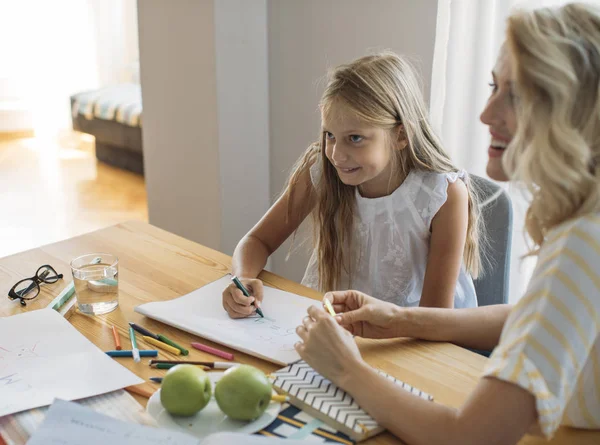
[27,399,199,445]
[135,275,317,365]
[0,309,142,417]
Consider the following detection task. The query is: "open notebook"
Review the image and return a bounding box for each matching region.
[135,275,317,365]
[271,360,433,442]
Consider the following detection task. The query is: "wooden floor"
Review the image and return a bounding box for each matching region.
[0,131,148,258]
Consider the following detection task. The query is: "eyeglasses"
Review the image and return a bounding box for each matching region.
[8,265,64,306]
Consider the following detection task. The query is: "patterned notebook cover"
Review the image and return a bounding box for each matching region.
[271,360,433,442]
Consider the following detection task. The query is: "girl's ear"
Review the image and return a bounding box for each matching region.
[396,124,408,150]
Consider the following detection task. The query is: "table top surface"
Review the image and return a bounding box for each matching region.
[1,220,597,444]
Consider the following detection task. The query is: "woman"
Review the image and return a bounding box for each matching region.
[294,3,600,444]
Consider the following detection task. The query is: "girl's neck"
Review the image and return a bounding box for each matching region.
[358,167,408,199]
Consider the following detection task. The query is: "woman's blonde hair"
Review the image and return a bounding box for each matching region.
[505,2,600,252]
[286,52,483,291]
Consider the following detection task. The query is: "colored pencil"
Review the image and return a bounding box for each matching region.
[148,360,239,369]
[191,342,234,361]
[106,350,158,357]
[125,385,154,399]
[128,326,140,363]
[157,334,189,355]
[324,298,336,317]
[152,363,210,370]
[47,281,75,312]
[142,336,181,355]
[231,275,264,318]
[128,322,160,340]
[111,325,122,350]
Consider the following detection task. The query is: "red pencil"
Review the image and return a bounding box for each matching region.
[191,342,234,361]
[111,326,122,350]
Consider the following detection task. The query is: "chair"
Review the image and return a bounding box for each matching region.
[470,175,513,306]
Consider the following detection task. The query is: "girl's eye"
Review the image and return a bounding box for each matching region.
[349,135,364,143]
[325,131,335,140]
[488,82,498,93]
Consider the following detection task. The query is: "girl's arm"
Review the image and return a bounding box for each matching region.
[231,166,316,278]
[223,164,316,318]
[419,180,469,308]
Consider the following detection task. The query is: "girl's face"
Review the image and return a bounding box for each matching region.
[480,45,518,182]
[322,101,403,198]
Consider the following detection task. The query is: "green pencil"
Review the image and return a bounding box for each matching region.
[157,334,189,356]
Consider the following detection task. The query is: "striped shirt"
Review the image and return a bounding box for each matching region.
[483,214,600,438]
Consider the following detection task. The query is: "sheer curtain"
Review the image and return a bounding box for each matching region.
[431,0,581,303]
[0,0,139,135]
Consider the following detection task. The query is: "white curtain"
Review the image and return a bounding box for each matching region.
[431,0,582,303]
[0,0,139,135]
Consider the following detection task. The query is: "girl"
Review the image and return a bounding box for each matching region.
[296,3,600,444]
[223,52,482,318]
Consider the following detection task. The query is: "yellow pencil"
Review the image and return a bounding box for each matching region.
[324,298,336,317]
[142,336,181,355]
[271,394,288,403]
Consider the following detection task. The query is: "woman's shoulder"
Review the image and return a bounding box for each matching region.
[541,213,600,256]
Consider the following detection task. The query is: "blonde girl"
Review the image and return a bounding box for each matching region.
[222,52,482,318]
[296,3,600,444]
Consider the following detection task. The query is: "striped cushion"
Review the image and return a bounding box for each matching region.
[71,84,142,127]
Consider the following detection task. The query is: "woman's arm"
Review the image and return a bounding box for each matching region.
[296,306,536,445]
[419,180,469,308]
[329,290,511,351]
[343,362,536,445]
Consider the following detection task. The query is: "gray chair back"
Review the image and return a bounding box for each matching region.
[470,175,513,306]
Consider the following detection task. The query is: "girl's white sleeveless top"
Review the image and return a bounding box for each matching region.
[301,166,478,308]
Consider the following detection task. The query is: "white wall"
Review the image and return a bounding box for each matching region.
[138,0,270,254]
[267,0,439,281]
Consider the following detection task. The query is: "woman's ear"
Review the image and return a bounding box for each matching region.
[396,124,408,150]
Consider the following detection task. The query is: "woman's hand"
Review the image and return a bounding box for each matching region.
[326,290,402,339]
[222,278,264,319]
[294,305,365,387]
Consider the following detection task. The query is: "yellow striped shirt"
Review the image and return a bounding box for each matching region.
[483,214,600,438]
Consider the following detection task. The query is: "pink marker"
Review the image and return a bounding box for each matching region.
[191,342,234,361]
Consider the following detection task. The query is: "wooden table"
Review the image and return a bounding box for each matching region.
[1,221,597,444]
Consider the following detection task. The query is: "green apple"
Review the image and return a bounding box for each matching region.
[160,364,212,416]
[214,365,272,421]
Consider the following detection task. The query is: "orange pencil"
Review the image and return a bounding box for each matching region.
[125,384,154,399]
[111,325,122,350]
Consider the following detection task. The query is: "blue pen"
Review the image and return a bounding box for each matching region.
[106,350,158,357]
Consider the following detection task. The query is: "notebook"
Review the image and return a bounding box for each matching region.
[271,360,433,442]
[135,274,317,365]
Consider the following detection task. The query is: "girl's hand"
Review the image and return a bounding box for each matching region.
[325,290,401,339]
[222,278,264,319]
[294,305,364,388]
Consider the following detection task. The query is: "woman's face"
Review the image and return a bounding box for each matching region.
[480,45,518,182]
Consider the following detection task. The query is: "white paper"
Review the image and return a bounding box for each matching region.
[26,399,198,445]
[0,390,155,444]
[135,275,318,365]
[0,309,143,417]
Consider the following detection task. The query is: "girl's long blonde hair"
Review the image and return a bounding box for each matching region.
[287,52,483,291]
[505,3,600,252]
